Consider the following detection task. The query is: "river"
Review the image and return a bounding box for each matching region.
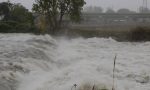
[0,34,149,90]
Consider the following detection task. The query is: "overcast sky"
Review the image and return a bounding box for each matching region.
[0,0,149,12]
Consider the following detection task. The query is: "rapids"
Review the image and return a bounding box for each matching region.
[0,34,149,90]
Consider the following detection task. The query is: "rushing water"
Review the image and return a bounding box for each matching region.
[0,34,150,90]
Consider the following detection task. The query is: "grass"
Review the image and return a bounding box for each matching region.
[61,26,131,41]
[60,25,150,42]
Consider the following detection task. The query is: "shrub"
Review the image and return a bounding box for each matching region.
[15,23,30,32]
[130,26,150,41]
[0,23,14,33]
[1,21,18,26]
[0,21,39,33]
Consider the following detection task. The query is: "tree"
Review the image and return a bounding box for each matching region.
[105,8,115,13]
[0,1,35,33]
[117,8,131,14]
[32,0,86,34]
[0,1,12,20]
[10,4,34,24]
[0,1,33,23]
[84,6,103,13]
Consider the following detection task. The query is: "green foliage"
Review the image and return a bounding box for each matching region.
[1,20,18,26]
[15,23,30,32]
[32,0,86,34]
[0,21,37,33]
[68,0,85,22]
[0,2,11,20]
[0,1,36,33]
[8,4,34,24]
[0,23,13,33]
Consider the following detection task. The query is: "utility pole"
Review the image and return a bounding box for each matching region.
[142,0,148,13]
[146,0,148,9]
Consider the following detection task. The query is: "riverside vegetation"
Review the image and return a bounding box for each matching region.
[0,0,85,34]
[0,1,38,33]
[0,1,150,41]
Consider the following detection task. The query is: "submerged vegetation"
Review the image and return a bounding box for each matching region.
[77,83,108,90]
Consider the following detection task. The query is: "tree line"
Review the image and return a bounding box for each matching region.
[0,0,85,34]
[0,1,37,33]
[1,0,150,34]
[84,6,150,14]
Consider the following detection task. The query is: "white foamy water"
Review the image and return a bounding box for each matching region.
[0,34,150,90]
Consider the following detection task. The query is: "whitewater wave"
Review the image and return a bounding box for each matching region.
[0,34,149,90]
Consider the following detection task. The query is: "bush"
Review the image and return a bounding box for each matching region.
[1,21,18,26]
[0,21,39,33]
[15,23,30,32]
[130,27,150,41]
[0,23,14,33]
